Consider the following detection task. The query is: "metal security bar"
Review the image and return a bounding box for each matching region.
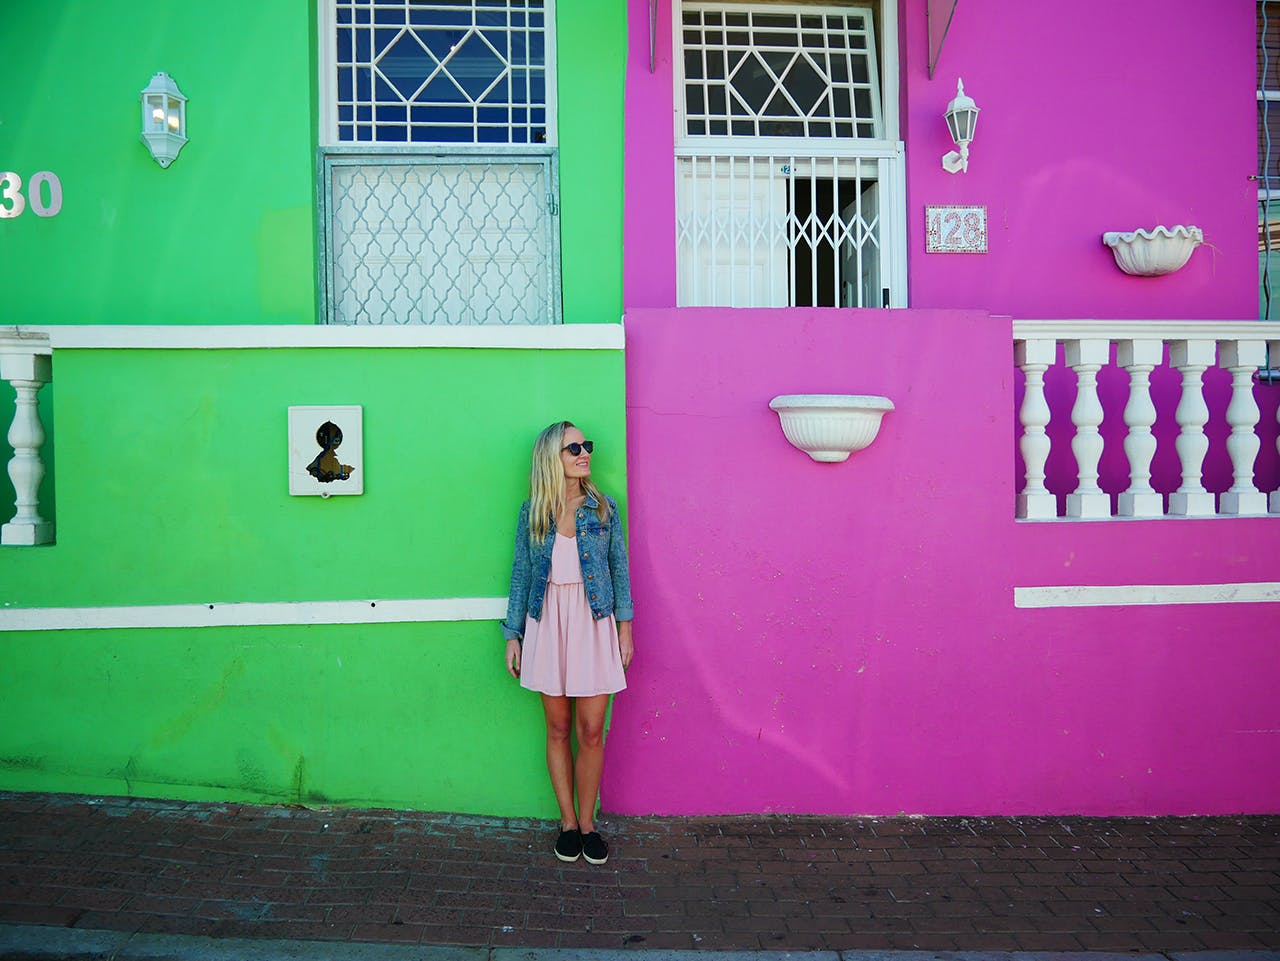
[333,0,550,145]
[323,153,559,325]
[675,148,900,308]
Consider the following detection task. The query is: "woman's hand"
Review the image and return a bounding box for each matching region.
[505,638,522,679]
[617,620,634,671]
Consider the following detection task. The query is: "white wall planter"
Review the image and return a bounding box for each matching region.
[769,394,894,462]
[1101,225,1203,277]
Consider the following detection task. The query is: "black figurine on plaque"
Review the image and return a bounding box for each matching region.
[305,421,356,483]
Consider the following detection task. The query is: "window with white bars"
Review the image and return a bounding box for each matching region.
[674,1,904,310]
[320,1,560,324]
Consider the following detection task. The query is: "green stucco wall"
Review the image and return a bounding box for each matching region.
[0,1,319,326]
[0,346,627,815]
[0,0,630,815]
[0,0,624,327]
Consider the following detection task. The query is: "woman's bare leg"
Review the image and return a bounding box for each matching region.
[541,694,578,830]
[573,694,610,834]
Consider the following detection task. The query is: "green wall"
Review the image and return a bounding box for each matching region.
[0,1,318,326]
[0,0,625,327]
[557,0,626,325]
[0,346,627,815]
[0,0,629,814]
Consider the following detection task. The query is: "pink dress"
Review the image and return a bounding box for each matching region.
[520,533,627,698]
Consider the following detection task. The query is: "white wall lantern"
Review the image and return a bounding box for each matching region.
[140,72,188,168]
[942,78,979,174]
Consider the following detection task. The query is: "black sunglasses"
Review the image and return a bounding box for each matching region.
[561,441,594,456]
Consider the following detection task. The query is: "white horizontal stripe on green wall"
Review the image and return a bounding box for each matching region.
[0,598,508,632]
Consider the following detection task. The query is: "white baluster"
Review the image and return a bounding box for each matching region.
[0,346,54,546]
[1218,340,1268,515]
[1116,339,1164,518]
[1167,339,1216,517]
[1016,338,1056,519]
[1065,339,1111,519]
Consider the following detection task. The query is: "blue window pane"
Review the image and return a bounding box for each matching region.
[375,27,400,52]
[410,6,470,28]
[338,68,352,101]
[355,28,372,62]
[415,126,470,143]
[421,75,468,105]
[337,30,352,64]
[530,74,544,104]
[356,70,372,101]
[356,125,373,141]
[355,5,371,25]
[482,76,509,105]
[336,4,352,25]
[379,104,407,123]
[477,125,507,144]
[356,104,372,122]
[529,31,544,66]
[375,73,400,102]
[377,125,408,142]
[339,104,353,123]
[477,106,506,124]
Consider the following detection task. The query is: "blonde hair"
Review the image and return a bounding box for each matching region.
[528,420,609,542]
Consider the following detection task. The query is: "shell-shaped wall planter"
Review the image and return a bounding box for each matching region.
[1101,225,1203,277]
[769,394,894,463]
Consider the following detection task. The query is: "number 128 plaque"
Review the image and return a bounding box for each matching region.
[925,204,987,253]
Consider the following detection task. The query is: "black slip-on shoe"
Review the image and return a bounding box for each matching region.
[554,828,582,862]
[581,830,609,864]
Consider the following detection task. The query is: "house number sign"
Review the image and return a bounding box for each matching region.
[0,171,63,218]
[925,204,986,253]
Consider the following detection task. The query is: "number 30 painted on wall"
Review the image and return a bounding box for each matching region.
[0,172,63,219]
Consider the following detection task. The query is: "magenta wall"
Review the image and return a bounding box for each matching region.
[625,0,1257,319]
[606,308,1280,815]
[610,4,1276,815]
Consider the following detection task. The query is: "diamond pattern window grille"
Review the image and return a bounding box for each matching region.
[325,157,558,325]
[680,3,882,140]
[335,0,549,144]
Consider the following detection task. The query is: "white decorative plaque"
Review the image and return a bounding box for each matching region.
[925,204,987,253]
[288,406,364,496]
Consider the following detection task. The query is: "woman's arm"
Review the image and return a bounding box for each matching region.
[607,496,633,623]
[501,501,532,643]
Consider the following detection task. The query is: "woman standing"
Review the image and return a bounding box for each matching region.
[502,421,634,864]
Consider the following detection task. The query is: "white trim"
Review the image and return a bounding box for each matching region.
[14,324,624,351]
[1012,319,1280,344]
[1014,582,1280,609]
[0,597,509,632]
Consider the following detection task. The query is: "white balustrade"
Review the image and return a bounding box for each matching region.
[0,330,54,546]
[1013,320,1280,521]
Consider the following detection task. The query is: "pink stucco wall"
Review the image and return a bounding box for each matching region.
[625,0,1257,319]
[606,308,1280,815]
[612,4,1275,815]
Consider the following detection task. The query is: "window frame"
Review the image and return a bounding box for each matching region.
[669,0,906,308]
[316,1,562,325]
[318,0,558,149]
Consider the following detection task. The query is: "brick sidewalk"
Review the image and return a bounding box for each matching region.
[0,793,1276,952]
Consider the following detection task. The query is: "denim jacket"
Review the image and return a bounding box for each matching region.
[501,491,633,642]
